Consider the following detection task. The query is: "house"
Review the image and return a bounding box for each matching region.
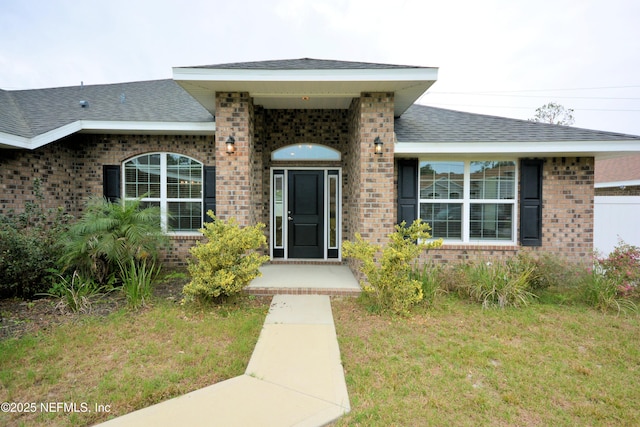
[593,154,640,254]
[2,58,640,267]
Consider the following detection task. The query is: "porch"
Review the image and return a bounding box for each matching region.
[245,264,361,296]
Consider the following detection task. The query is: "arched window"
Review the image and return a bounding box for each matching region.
[124,153,203,232]
[271,144,341,161]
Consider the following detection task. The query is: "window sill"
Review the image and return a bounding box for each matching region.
[437,242,519,251]
[166,232,204,239]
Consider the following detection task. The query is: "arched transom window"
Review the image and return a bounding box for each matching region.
[124,153,203,232]
[271,144,341,161]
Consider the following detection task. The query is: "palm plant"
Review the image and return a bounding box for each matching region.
[59,197,168,284]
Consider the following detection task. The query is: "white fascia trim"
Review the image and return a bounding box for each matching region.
[595,179,640,188]
[395,140,640,156]
[0,121,215,150]
[81,120,215,134]
[173,67,438,83]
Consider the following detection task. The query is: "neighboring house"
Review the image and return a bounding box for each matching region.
[594,154,640,255]
[2,58,640,268]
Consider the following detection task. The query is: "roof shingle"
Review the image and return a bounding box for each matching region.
[1,80,213,138]
[188,58,429,70]
[395,104,640,143]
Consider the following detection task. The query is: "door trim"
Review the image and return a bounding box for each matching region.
[270,167,342,261]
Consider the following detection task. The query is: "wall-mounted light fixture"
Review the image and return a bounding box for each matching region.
[374,136,383,155]
[226,136,236,154]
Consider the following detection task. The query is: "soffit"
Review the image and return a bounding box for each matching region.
[173,67,438,117]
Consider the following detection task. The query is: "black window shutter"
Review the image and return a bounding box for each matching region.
[397,159,418,225]
[520,159,543,246]
[203,166,216,223]
[103,165,121,203]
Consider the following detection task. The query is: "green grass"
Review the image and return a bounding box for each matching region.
[0,297,268,426]
[332,297,640,426]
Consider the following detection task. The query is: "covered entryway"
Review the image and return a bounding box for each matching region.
[271,168,341,260]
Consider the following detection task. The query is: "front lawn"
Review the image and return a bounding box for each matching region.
[0,295,268,426]
[333,297,640,426]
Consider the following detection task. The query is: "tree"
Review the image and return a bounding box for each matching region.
[529,102,575,126]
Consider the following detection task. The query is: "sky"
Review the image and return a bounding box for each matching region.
[1,0,640,136]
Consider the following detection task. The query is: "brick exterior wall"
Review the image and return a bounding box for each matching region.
[255,107,349,240]
[418,156,595,265]
[0,133,215,266]
[595,185,640,196]
[345,93,396,245]
[1,107,596,269]
[214,92,255,227]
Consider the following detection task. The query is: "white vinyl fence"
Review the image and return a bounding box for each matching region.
[594,196,640,256]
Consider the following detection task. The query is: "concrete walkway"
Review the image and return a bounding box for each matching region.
[98,295,350,426]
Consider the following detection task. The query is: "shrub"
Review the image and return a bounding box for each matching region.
[597,240,640,299]
[47,270,105,314]
[457,260,536,309]
[0,178,71,298]
[515,251,587,292]
[183,213,269,302]
[119,259,161,310]
[581,263,637,314]
[410,262,446,307]
[343,220,443,315]
[59,197,167,285]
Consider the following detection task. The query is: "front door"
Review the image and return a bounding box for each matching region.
[287,170,324,258]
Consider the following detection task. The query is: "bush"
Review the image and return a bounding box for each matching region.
[119,259,161,310]
[59,197,167,285]
[410,262,446,307]
[343,220,443,315]
[183,213,269,303]
[47,271,105,314]
[597,240,640,299]
[581,264,637,314]
[458,260,536,309]
[0,179,71,298]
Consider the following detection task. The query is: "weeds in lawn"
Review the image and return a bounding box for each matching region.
[332,298,640,426]
[0,296,268,426]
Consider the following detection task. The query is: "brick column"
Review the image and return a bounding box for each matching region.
[354,92,396,246]
[215,92,253,226]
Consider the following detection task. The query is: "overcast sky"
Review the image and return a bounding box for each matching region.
[2,0,639,136]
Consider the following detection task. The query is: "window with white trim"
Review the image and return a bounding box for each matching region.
[124,153,203,232]
[419,160,517,242]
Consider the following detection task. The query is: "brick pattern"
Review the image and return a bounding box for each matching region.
[255,108,350,242]
[416,156,595,265]
[214,92,254,226]
[536,157,594,260]
[245,287,360,297]
[595,185,640,196]
[354,92,396,245]
[0,133,215,266]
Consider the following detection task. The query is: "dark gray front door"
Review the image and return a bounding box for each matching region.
[288,170,324,258]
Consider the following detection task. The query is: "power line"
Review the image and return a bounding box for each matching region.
[429,85,640,94]
[422,101,640,113]
[426,92,640,100]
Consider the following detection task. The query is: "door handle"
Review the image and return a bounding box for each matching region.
[287,216,293,221]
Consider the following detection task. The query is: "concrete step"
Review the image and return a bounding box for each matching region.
[245,264,362,297]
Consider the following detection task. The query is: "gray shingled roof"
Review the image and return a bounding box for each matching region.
[1,80,213,138]
[395,104,640,142]
[189,58,428,70]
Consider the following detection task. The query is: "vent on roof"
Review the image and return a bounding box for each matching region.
[79,100,89,108]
